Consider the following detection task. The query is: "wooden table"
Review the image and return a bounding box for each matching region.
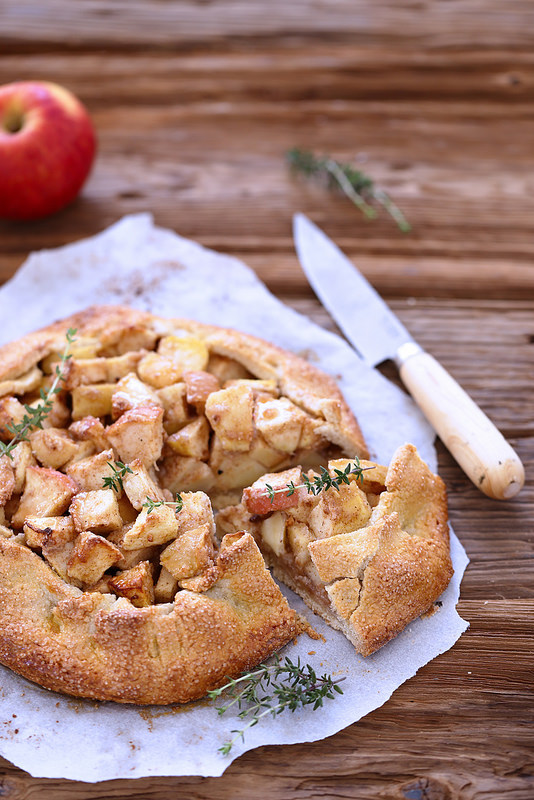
[0,2,532,797]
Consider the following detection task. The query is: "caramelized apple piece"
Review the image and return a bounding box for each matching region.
[160,523,214,581]
[69,489,122,534]
[71,383,115,420]
[67,531,123,586]
[66,448,118,493]
[157,335,209,372]
[29,427,79,469]
[0,456,15,506]
[242,467,306,516]
[10,442,35,493]
[109,561,155,607]
[122,504,179,549]
[0,396,25,441]
[260,511,287,556]
[69,415,111,451]
[62,352,144,390]
[111,372,162,419]
[154,566,179,603]
[156,382,191,433]
[107,526,156,570]
[121,458,166,510]
[254,396,307,453]
[308,481,372,539]
[24,515,75,549]
[167,417,210,460]
[183,370,220,411]
[12,466,77,528]
[158,453,215,493]
[0,366,42,398]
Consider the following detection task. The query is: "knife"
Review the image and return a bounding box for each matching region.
[293,213,524,500]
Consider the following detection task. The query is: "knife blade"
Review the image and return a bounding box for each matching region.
[293,213,524,500]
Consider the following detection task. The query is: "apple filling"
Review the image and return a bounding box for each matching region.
[0,321,367,610]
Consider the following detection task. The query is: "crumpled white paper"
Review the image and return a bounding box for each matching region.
[0,215,469,781]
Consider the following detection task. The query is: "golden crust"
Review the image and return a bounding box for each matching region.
[0,304,367,704]
[0,532,299,704]
[316,446,453,654]
[0,305,366,457]
[309,512,452,655]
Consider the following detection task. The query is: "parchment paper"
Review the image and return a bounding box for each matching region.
[0,215,469,781]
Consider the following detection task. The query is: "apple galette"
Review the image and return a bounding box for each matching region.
[0,305,368,704]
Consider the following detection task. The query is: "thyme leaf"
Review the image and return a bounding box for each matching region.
[143,494,184,514]
[287,147,411,232]
[102,461,133,493]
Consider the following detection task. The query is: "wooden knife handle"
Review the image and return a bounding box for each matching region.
[396,344,525,500]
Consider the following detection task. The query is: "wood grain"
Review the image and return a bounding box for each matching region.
[1,39,534,296]
[2,0,534,50]
[0,1,533,797]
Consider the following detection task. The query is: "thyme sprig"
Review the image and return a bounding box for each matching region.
[209,655,345,755]
[101,464,183,513]
[287,147,411,232]
[103,461,133,493]
[143,494,184,514]
[264,459,369,504]
[0,328,77,459]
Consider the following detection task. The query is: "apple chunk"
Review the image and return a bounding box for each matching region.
[160,523,214,581]
[111,372,162,419]
[109,561,155,607]
[205,384,254,452]
[29,427,79,469]
[121,504,179,550]
[24,515,75,549]
[66,448,118,492]
[0,456,15,506]
[121,458,166,510]
[106,405,164,468]
[69,489,122,534]
[167,417,210,460]
[11,466,78,528]
[67,531,123,586]
[182,370,220,411]
[242,467,307,516]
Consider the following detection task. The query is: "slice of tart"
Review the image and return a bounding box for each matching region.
[217,444,454,656]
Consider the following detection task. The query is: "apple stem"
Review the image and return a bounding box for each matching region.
[2,109,24,134]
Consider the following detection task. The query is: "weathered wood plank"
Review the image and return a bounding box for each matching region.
[2,85,534,293]
[244,255,534,300]
[1,0,534,50]
[2,250,534,301]
[1,47,534,103]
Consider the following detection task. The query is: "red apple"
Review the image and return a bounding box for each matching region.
[0,81,96,221]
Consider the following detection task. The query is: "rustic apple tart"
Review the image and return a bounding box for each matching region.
[217,443,453,656]
[0,304,368,704]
